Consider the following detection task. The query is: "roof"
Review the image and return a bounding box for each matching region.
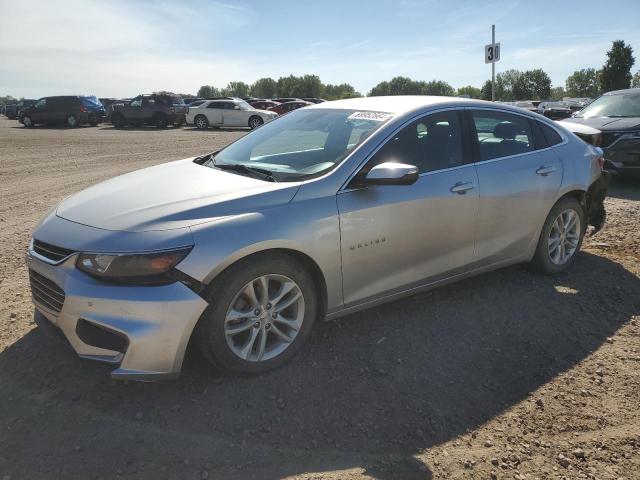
[603,88,640,96]
[310,95,484,115]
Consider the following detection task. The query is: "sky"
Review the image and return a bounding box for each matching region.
[1,0,640,99]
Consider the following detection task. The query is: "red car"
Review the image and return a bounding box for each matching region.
[250,100,281,110]
[269,100,313,115]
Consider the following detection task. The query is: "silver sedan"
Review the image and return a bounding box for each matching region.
[27,96,609,380]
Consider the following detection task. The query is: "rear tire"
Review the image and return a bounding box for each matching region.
[154,113,168,129]
[248,115,264,129]
[196,253,318,375]
[194,115,209,130]
[111,113,125,128]
[532,197,586,275]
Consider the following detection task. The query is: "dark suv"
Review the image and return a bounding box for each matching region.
[5,99,36,119]
[110,93,187,128]
[21,96,106,127]
[562,88,640,176]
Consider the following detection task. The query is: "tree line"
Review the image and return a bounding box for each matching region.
[2,40,638,108]
[196,40,637,103]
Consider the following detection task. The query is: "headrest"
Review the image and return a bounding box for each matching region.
[428,123,451,138]
[493,122,521,140]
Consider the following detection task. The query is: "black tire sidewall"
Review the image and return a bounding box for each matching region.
[195,115,209,129]
[197,254,317,375]
[534,197,586,274]
[66,114,77,127]
[154,113,168,128]
[249,116,263,129]
[23,115,33,127]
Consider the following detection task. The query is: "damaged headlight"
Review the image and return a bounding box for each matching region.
[76,247,192,284]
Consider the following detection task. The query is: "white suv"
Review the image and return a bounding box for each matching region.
[187,98,277,130]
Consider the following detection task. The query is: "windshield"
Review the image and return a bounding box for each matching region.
[209,108,391,181]
[80,96,102,107]
[237,100,254,110]
[577,92,640,118]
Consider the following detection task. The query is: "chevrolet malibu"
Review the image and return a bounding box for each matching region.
[28,96,608,380]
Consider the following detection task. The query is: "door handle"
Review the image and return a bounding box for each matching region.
[536,165,556,176]
[450,182,475,194]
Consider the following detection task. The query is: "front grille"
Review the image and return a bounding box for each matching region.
[33,239,75,263]
[601,132,624,148]
[29,269,65,314]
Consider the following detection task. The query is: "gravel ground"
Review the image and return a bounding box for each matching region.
[0,117,638,480]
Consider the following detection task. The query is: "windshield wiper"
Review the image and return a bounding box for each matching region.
[213,161,277,182]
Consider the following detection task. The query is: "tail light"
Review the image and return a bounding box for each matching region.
[170,107,175,113]
[79,106,87,113]
[596,156,605,171]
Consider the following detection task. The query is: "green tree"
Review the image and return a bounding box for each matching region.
[323,83,361,100]
[550,86,565,100]
[632,70,640,88]
[276,75,299,97]
[423,80,455,96]
[197,85,221,98]
[250,77,277,98]
[292,75,323,98]
[494,69,522,101]
[600,40,635,92]
[0,95,17,107]
[223,81,250,98]
[480,80,493,100]
[456,85,482,98]
[565,68,600,97]
[513,69,551,100]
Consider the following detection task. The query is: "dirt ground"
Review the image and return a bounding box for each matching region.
[0,117,638,480]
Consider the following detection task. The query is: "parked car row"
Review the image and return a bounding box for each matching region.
[2,93,326,130]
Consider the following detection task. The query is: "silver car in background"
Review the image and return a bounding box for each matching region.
[27,96,608,380]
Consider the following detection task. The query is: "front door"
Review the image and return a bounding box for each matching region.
[337,110,479,306]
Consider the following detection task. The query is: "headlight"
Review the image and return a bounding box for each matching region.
[76,247,192,284]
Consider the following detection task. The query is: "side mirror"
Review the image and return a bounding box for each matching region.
[365,162,419,186]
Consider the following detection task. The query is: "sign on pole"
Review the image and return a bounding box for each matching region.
[486,25,500,101]
[484,42,500,64]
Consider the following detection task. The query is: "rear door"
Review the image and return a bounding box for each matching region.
[205,102,224,125]
[337,109,479,306]
[468,108,563,266]
[221,102,244,126]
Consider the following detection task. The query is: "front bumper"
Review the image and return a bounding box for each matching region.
[27,249,208,380]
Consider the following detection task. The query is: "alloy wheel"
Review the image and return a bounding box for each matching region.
[548,208,581,265]
[224,274,305,362]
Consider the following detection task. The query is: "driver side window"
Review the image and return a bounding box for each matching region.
[35,99,46,109]
[367,110,464,174]
[130,97,143,107]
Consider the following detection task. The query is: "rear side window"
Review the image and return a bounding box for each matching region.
[471,110,533,161]
[538,122,563,146]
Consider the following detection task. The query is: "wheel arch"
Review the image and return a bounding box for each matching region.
[199,247,328,320]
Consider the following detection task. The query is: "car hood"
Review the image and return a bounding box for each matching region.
[563,117,640,131]
[56,158,300,232]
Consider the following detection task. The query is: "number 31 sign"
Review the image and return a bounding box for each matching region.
[485,43,501,64]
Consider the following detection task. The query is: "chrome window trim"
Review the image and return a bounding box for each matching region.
[339,106,467,192]
[466,106,569,165]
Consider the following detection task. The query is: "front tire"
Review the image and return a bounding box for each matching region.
[533,197,586,274]
[194,115,209,130]
[196,253,318,375]
[153,113,168,129]
[66,114,78,127]
[111,113,125,128]
[22,115,33,127]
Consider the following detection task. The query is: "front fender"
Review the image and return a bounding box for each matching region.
[176,196,343,313]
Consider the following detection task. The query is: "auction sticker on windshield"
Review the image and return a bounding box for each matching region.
[347,111,392,121]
